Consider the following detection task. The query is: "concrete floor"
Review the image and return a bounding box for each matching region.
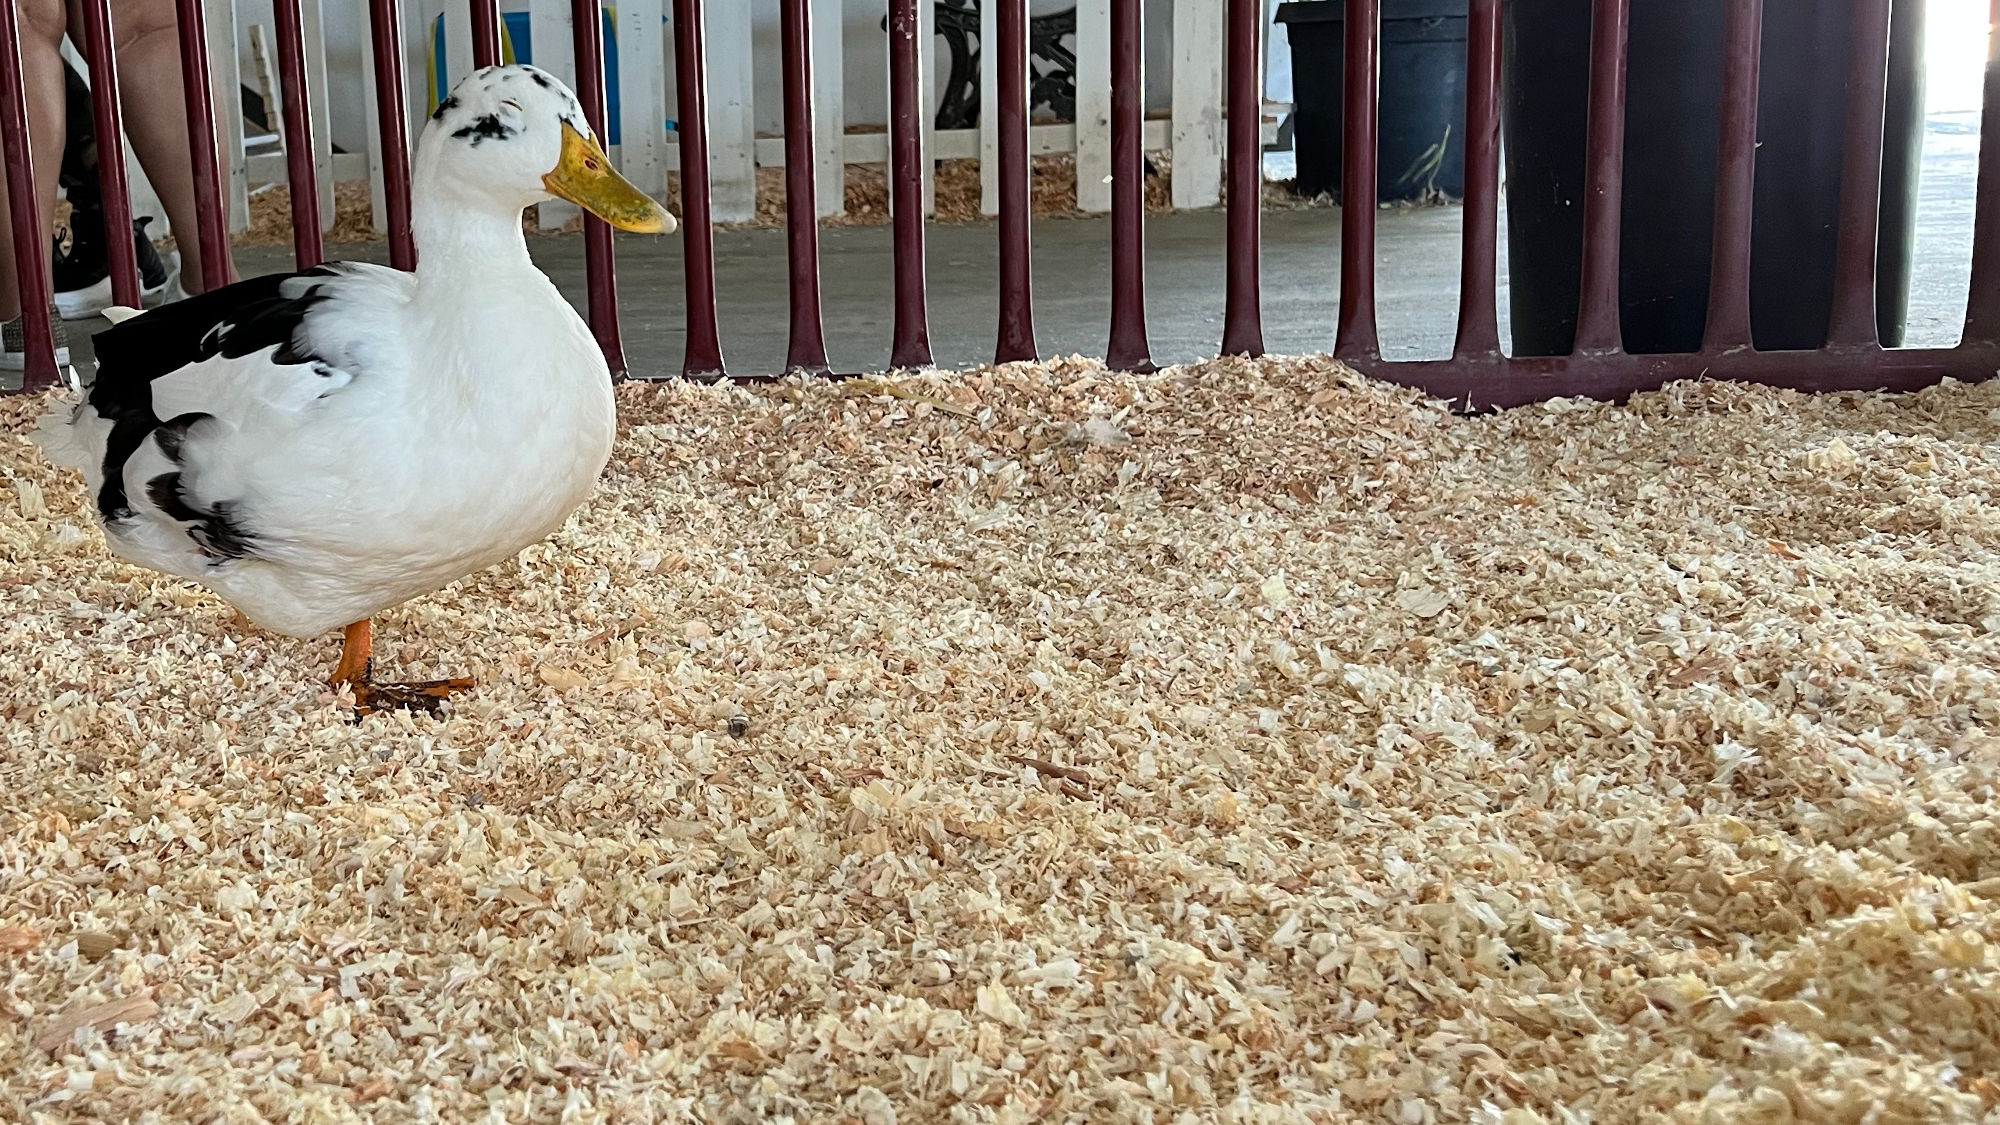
[27,109,1984,384]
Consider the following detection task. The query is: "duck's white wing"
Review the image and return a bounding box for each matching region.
[38,261,414,573]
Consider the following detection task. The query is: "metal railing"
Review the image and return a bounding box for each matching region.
[1,0,1996,410]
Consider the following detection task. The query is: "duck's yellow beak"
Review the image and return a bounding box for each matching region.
[543,122,677,234]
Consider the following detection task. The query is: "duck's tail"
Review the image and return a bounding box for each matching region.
[30,392,97,474]
[30,358,95,474]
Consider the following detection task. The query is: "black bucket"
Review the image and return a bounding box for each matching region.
[1278,0,1470,204]
[1502,0,1929,356]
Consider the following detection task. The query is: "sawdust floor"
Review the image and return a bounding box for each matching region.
[4,357,2000,1124]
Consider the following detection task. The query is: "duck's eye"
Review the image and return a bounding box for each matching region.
[499,99,522,115]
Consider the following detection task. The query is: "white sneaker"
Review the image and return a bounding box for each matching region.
[53,273,112,321]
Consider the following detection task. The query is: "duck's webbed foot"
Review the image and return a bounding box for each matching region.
[350,676,477,717]
[334,620,475,718]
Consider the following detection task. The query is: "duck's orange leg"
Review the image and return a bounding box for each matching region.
[334,620,373,684]
[333,619,475,717]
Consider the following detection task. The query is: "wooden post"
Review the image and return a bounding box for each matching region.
[617,0,669,200]
[1172,0,1224,209]
[529,0,579,228]
[706,0,756,223]
[1075,0,1112,213]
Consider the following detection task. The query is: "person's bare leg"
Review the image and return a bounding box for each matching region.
[105,0,236,295]
[0,0,72,323]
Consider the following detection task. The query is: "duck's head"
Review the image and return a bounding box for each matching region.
[420,64,676,235]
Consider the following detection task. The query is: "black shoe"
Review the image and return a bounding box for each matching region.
[54,212,173,321]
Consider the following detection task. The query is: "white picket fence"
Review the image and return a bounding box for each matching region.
[110,0,1275,238]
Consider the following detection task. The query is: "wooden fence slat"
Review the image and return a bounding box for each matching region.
[206,0,249,232]
[706,0,756,223]
[401,0,428,133]
[360,3,387,233]
[617,0,669,199]
[530,0,579,227]
[979,0,998,215]
[300,0,334,231]
[1172,0,1224,209]
[1074,0,1112,213]
[443,0,475,95]
[812,0,844,217]
[749,119,1171,167]
[919,0,935,214]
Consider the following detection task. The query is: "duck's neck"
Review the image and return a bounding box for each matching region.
[408,177,539,291]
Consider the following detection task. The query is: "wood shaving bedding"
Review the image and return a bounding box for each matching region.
[3,356,1999,1123]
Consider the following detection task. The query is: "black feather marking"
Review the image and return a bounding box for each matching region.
[152,412,209,463]
[430,94,460,121]
[87,266,342,523]
[529,70,552,89]
[144,473,257,561]
[451,113,515,145]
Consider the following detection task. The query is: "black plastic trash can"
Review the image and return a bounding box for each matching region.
[1277,0,1470,204]
[1503,0,1928,356]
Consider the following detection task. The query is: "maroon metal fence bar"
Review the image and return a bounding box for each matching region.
[1969,0,2000,344]
[571,0,626,376]
[994,0,1036,365]
[0,0,53,389]
[272,0,324,269]
[1333,0,1377,360]
[887,0,933,369]
[1572,0,1630,355]
[1105,0,1152,371]
[672,0,726,376]
[76,0,140,307]
[175,0,232,292]
[471,0,504,70]
[1701,0,1763,353]
[2,0,1997,417]
[1450,0,1499,360]
[1827,0,1894,347]
[367,0,416,272]
[779,0,831,374]
[1336,0,2000,409]
[1221,0,1264,359]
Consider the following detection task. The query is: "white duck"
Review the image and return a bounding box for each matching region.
[35,65,674,715]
